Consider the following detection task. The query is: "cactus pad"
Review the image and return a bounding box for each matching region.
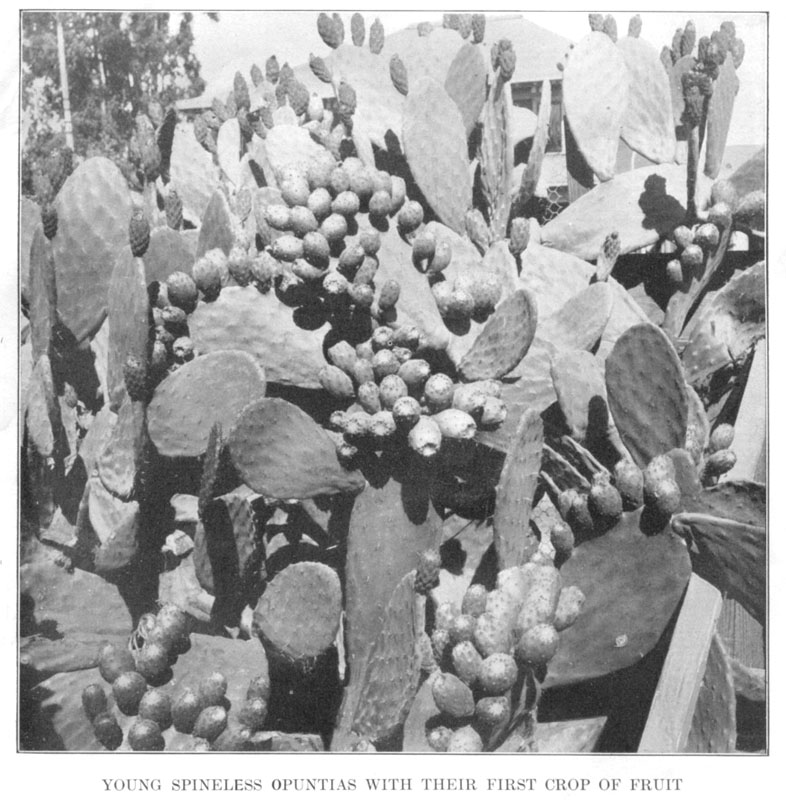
[195,190,235,259]
[672,513,764,626]
[605,323,689,467]
[336,461,440,747]
[148,350,266,458]
[352,571,423,740]
[683,481,765,529]
[97,399,146,501]
[52,157,132,342]
[551,351,609,442]
[87,475,141,575]
[263,124,326,183]
[227,398,364,498]
[516,79,551,209]
[189,287,329,388]
[617,36,676,163]
[458,290,537,381]
[20,195,40,298]
[704,55,739,180]
[143,227,198,285]
[444,43,487,135]
[217,118,243,186]
[539,283,612,352]
[682,261,765,385]
[518,242,594,319]
[326,44,405,147]
[563,32,630,181]
[254,561,342,664]
[403,77,471,234]
[493,409,543,569]
[106,247,150,411]
[540,164,711,261]
[26,354,58,457]
[28,227,57,361]
[546,510,691,686]
[596,277,651,360]
[170,122,221,223]
[476,338,557,453]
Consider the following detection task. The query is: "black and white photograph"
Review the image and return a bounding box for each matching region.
[9,3,774,787]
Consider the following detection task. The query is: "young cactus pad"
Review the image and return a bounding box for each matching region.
[493,409,543,569]
[148,350,267,458]
[253,561,342,664]
[227,398,365,499]
[458,289,537,381]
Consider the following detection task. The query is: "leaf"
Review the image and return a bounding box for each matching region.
[493,409,543,569]
[403,77,471,234]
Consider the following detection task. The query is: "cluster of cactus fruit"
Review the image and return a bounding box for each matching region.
[20,11,765,752]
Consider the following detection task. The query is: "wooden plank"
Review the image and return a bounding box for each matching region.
[725,339,766,483]
[638,573,722,752]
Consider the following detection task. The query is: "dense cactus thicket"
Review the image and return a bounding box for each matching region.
[20,12,765,752]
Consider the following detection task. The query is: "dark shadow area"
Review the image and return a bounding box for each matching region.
[638,173,687,237]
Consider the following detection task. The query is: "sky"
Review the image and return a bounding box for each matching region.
[190,10,767,147]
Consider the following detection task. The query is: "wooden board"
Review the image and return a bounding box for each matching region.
[638,574,722,752]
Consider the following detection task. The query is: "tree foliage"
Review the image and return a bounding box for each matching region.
[21,12,210,196]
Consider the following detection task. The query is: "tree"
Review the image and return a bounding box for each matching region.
[21,12,211,196]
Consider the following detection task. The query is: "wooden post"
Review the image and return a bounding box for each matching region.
[56,14,74,150]
[638,574,723,752]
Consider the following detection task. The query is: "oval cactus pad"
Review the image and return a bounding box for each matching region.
[547,511,691,686]
[563,32,630,181]
[254,561,342,662]
[52,157,133,342]
[617,36,676,163]
[605,323,688,467]
[148,350,266,458]
[403,77,471,234]
[458,289,537,381]
[227,398,365,499]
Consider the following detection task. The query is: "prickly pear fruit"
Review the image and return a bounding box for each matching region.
[135,642,170,683]
[129,208,150,257]
[98,642,136,685]
[550,522,575,560]
[172,688,202,733]
[432,672,475,719]
[128,718,165,751]
[408,417,442,458]
[398,200,424,234]
[588,472,623,526]
[515,622,560,666]
[166,271,199,314]
[614,459,644,510]
[553,585,586,632]
[451,640,483,687]
[473,612,513,657]
[41,204,58,239]
[703,449,736,478]
[427,725,452,752]
[414,548,441,594]
[448,725,483,752]
[112,671,147,716]
[193,706,228,742]
[433,408,477,440]
[709,423,735,453]
[93,712,123,750]
[369,18,384,54]
[138,688,173,730]
[424,374,455,412]
[82,684,108,721]
[478,653,518,694]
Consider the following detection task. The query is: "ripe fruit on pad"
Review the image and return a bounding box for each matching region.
[135,642,170,683]
[414,548,441,594]
[198,671,228,708]
[165,271,198,314]
[98,642,136,684]
[447,725,483,752]
[238,698,268,732]
[112,671,147,716]
[138,688,173,730]
[478,653,518,694]
[452,640,483,686]
[431,672,475,718]
[515,622,560,666]
[129,209,151,257]
[427,725,452,752]
[93,712,123,750]
[172,688,202,734]
[193,706,228,742]
[82,684,108,720]
[462,585,488,617]
[614,459,644,510]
